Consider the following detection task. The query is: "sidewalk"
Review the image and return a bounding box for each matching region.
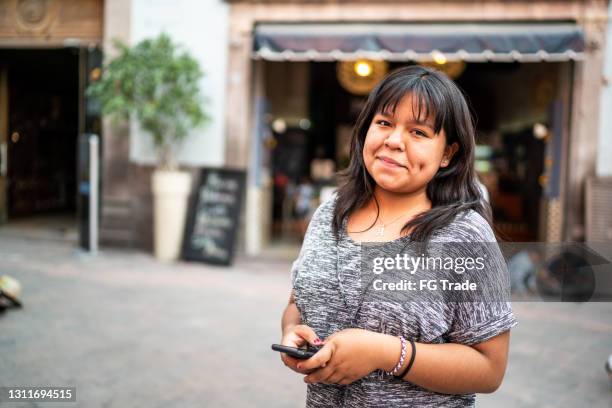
[1,235,611,407]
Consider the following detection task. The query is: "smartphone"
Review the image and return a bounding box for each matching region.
[271,344,319,360]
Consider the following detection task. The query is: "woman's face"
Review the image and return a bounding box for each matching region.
[362,94,458,194]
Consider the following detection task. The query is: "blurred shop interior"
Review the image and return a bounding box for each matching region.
[263,59,569,244]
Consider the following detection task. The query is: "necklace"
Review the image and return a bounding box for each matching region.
[375,212,410,237]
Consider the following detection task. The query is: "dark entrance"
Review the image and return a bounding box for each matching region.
[1,48,80,219]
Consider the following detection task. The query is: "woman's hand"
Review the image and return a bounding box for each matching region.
[280,324,324,375]
[296,328,391,385]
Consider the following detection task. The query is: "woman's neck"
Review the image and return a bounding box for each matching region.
[370,186,431,220]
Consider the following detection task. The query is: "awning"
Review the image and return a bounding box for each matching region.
[253,23,585,62]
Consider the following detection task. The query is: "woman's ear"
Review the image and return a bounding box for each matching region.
[440,142,459,167]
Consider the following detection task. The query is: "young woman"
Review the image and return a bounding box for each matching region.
[279,65,517,407]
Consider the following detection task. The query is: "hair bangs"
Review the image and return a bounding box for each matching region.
[373,74,448,135]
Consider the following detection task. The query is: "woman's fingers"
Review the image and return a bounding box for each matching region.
[303,364,336,384]
[293,325,322,346]
[326,373,346,385]
[303,366,353,385]
[297,342,334,371]
[281,354,316,375]
[281,353,299,368]
[282,333,305,349]
[279,324,323,375]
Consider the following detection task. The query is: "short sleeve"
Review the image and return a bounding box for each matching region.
[446,301,518,345]
[441,210,519,345]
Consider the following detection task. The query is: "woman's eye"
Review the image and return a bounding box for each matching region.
[376,120,391,127]
[413,129,428,137]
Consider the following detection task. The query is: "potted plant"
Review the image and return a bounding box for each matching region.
[87,33,208,261]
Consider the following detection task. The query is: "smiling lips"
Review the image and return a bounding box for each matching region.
[378,155,406,168]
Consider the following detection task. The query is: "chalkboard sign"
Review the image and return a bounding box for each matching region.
[182,168,246,265]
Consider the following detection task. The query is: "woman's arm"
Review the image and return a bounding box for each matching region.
[297,328,510,394]
[383,330,510,393]
[281,290,301,336]
[279,290,323,375]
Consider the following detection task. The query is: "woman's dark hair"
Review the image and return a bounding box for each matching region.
[332,65,493,243]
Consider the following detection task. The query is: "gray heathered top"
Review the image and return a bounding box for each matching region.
[290,193,518,408]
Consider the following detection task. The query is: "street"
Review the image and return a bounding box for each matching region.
[1,235,611,407]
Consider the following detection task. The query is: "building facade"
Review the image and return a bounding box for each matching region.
[0,0,610,255]
[224,0,610,254]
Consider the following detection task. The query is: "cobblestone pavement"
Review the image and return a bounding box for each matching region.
[0,235,611,407]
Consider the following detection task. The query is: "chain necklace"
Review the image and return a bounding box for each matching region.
[349,202,428,238]
[375,212,411,237]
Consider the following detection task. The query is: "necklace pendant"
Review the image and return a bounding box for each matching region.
[377,226,385,237]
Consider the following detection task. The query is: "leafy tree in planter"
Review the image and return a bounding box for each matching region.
[87,33,208,170]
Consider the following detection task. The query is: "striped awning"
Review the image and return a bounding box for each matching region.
[253,23,586,62]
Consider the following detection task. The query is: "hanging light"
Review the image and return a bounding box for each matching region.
[431,50,447,65]
[337,59,388,95]
[354,60,373,77]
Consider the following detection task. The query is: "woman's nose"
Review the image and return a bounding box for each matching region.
[384,128,405,151]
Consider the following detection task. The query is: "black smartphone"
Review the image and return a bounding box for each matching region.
[271,344,319,360]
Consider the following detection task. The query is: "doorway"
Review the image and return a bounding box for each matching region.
[0,48,80,240]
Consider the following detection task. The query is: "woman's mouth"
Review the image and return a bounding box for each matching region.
[377,155,405,168]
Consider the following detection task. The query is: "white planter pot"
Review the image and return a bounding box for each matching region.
[151,169,192,261]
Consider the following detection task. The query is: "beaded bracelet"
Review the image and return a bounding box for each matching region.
[394,338,416,379]
[386,336,408,376]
